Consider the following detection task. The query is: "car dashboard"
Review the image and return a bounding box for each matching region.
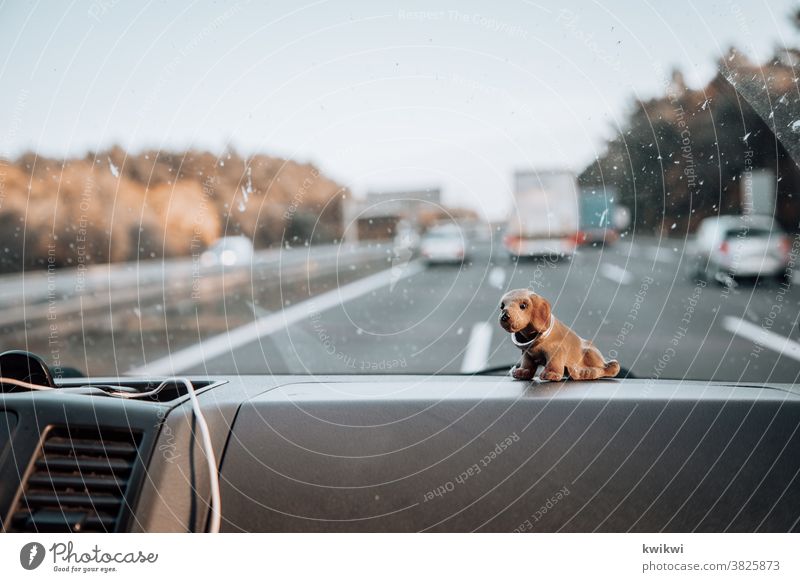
[1,375,799,532]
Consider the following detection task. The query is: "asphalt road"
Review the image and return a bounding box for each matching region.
[0,243,390,376]
[134,234,800,384]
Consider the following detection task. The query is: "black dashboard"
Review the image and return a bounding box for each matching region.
[2,375,800,532]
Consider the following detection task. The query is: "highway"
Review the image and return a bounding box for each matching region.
[142,235,800,383]
[2,234,799,384]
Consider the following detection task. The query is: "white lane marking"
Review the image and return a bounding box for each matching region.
[460,322,493,373]
[645,247,674,263]
[723,316,800,362]
[488,266,506,289]
[600,263,633,285]
[130,261,425,375]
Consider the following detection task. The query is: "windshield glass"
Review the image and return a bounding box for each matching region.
[2,1,799,382]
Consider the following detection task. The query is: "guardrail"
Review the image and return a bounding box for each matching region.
[0,242,390,329]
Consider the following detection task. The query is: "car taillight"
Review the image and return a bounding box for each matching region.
[504,235,519,247]
[779,235,791,258]
[719,240,729,254]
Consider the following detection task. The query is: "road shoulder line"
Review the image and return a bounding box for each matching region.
[129,261,424,375]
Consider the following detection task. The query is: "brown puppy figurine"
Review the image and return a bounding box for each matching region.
[499,289,620,382]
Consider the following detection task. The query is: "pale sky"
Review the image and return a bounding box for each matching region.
[1,0,797,219]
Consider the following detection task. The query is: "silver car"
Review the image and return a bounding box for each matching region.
[690,215,791,284]
[420,226,467,265]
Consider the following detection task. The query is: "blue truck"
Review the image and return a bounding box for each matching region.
[578,186,621,246]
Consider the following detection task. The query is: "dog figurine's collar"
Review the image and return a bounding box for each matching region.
[511,314,555,348]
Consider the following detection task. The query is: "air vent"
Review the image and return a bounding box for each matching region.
[9,427,140,532]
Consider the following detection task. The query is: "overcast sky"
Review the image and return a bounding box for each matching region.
[1,0,797,219]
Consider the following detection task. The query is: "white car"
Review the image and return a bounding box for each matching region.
[690,215,791,284]
[420,227,467,265]
[201,236,255,269]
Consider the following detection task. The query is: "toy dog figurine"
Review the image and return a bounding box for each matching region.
[499,289,620,381]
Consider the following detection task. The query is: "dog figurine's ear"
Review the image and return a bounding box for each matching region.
[528,292,551,332]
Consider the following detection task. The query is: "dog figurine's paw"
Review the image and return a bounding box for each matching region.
[539,369,564,382]
[568,366,601,381]
[511,366,535,380]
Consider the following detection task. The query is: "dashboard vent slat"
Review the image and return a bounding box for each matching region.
[35,457,132,473]
[9,427,141,532]
[43,437,137,456]
[26,474,127,490]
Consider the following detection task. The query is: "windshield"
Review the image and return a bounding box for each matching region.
[2,2,799,383]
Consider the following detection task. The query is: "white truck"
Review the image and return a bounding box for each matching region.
[504,169,580,260]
